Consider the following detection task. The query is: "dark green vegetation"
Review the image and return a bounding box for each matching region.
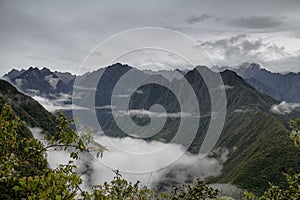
[95,65,300,195]
[213,111,300,195]
[0,98,299,199]
[0,104,220,199]
[0,79,56,136]
[2,64,300,197]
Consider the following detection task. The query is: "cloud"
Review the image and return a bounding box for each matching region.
[233,16,283,29]
[45,74,59,89]
[209,183,242,199]
[31,128,229,191]
[233,108,253,113]
[116,49,194,71]
[15,78,23,88]
[95,105,115,110]
[261,54,300,73]
[187,14,215,24]
[0,0,299,75]
[113,94,130,98]
[201,34,291,66]
[32,94,88,113]
[218,85,234,90]
[271,101,300,115]
[25,88,40,95]
[114,109,197,118]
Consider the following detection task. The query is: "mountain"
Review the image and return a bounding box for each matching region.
[81,64,300,195]
[0,79,57,136]
[220,62,300,102]
[143,68,186,81]
[2,64,300,195]
[3,67,75,97]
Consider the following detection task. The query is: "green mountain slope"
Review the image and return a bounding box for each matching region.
[98,66,300,194]
[0,79,56,136]
[213,110,300,194]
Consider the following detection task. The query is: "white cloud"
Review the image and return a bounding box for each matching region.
[271,101,300,115]
[45,74,59,89]
[31,128,229,191]
[15,78,23,88]
[201,34,293,65]
[218,85,234,90]
[32,94,88,112]
[95,105,115,109]
[115,109,197,118]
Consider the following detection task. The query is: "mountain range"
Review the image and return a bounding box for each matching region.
[2,63,300,195]
[219,62,300,103]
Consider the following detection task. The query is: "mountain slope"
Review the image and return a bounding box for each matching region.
[3,64,300,195]
[0,79,57,136]
[220,62,300,102]
[4,67,75,97]
[93,65,299,194]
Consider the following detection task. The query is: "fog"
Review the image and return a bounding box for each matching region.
[30,127,229,191]
[271,101,300,115]
[32,95,87,112]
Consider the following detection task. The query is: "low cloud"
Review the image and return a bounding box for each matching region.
[45,74,59,89]
[271,101,300,115]
[209,183,242,199]
[31,128,229,191]
[32,94,88,113]
[15,78,23,88]
[217,85,234,90]
[115,109,197,118]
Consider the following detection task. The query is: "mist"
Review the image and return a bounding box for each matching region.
[30,127,229,191]
[271,101,300,115]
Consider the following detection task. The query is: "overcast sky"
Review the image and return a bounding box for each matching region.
[0,0,299,75]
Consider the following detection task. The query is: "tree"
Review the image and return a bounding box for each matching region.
[290,118,300,148]
[0,104,105,199]
[0,104,219,199]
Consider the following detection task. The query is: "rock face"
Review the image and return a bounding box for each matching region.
[4,67,75,97]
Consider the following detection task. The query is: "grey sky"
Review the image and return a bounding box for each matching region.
[0,0,299,75]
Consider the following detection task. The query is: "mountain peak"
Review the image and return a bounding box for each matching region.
[239,62,262,70]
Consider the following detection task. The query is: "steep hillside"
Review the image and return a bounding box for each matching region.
[3,64,300,195]
[94,65,300,194]
[220,62,300,102]
[4,67,75,97]
[0,79,57,136]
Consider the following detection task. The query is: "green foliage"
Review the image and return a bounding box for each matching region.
[0,79,57,136]
[169,178,219,200]
[46,110,107,159]
[13,163,82,200]
[87,170,156,200]
[242,118,300,199]
[244,170,300,200]
[260,171,300,199]
[84,170,219,200]
[0,104,219,199]
[290,118,300,148]
[212,111,300,195]
[0,104,48,198]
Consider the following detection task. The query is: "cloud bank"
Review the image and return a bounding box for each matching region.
[31,128,228,191]
[32,94,87,113]
[271,101,300,115]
